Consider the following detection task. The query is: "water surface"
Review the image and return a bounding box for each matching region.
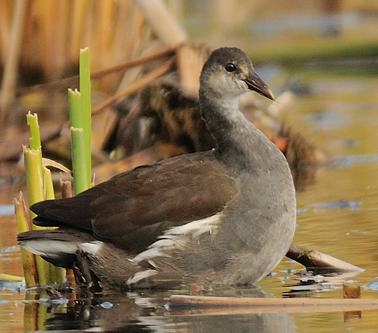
[1,69,378,332]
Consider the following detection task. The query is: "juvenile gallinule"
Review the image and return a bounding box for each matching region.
[18,48,296,289]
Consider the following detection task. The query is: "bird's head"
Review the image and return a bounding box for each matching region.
[200,47,274,101]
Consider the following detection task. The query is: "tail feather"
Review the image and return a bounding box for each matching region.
[31,196,93,231]
[18,229,94,268]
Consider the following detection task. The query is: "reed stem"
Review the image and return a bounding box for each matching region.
[26,112,41,149]
[43,167,54,200]
[68,87,91,193]
[14,192,37,287]
[79,47,92,186]
[70,127,88,194]
[43,166,65,284]
[23,147,44,217]
[24,112,55,285]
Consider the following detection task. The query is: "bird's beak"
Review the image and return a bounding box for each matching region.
[244,71,275,101]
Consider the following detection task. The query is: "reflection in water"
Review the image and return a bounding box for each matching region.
[47,300,149,331]
[167,312,294,333]
[33,291,295,333]
[283,270,362,297]
[28,292,152,332]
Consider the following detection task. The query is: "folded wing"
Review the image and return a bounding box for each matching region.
[32,152,238,252]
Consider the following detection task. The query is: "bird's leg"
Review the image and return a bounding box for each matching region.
[73,250,102,292]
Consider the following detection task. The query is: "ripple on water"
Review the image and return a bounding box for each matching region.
[366,280,378,292]
[332,154,378,168]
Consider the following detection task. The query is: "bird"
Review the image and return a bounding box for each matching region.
[18,47,296,290]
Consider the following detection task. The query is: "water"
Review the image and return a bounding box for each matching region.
[1,69,378,332]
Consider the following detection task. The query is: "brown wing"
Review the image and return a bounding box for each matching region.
[32,151,238,251]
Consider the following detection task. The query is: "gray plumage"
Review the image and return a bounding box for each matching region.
[18,47,296,289]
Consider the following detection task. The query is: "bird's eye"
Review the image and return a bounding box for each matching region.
[225,63,237,72]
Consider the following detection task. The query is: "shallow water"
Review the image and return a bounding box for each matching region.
[1,69,378,332]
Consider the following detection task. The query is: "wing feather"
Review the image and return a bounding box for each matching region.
[32,151,237,250]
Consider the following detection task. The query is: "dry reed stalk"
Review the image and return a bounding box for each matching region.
[20,1,38,71]
[93,0,114,70]
[115,4,148,93]
[42,158,71,174]
[93,1,114,89]
[168,295,378,314]
[111,0,135,65]
[343,284,361,299]
[0,0,12,64]
[70,0,89,63]
[104,1,145,91]
[129,8,146,52]
[100,1,128,91]
[176,43,209,94]
[133,0,186,46]
[133,0,205,94]
[93,57,175,114]
[35,0,55,79]
[17,46,175,96]
[54,0,69,78]
[287,245,362,272]
[0,0,27,121]
[60,179,73,199]
[3,0,177,103]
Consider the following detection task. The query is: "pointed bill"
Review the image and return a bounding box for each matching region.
[244,71,275,101]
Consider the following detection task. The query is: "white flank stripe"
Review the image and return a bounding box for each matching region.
[127,269,157,285]
[79,241,103,255]
[133,213,221,263]
[21,240,78,257]
[165,214,220,237]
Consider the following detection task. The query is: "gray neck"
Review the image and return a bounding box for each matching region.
[199,87,272,170]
